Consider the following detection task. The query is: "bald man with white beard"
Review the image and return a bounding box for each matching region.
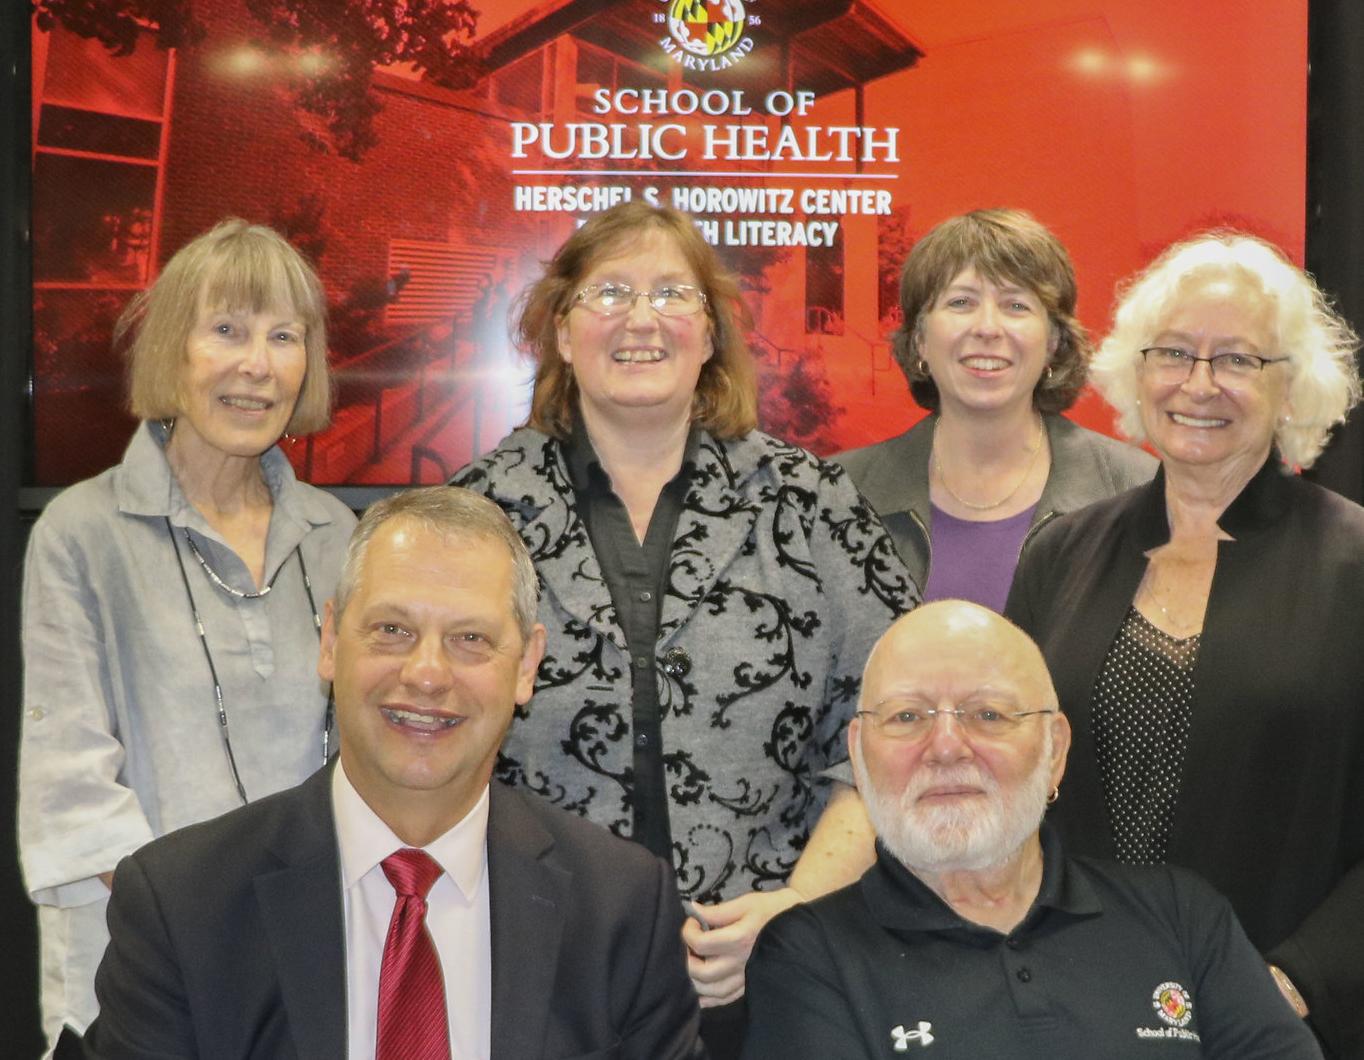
[742,601,1321,1059]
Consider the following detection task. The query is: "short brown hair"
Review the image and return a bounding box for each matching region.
[119,218,332,434]
[518,201,756,439]
[891,209,1089,413]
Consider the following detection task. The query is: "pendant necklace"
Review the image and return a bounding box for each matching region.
[933,419,1046,512]
[166,517,330,805]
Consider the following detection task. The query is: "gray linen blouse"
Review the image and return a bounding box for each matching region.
[18,421,355,1046]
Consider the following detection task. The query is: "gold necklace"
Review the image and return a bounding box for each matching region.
[933,420,1046,512]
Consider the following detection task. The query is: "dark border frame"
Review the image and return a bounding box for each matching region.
[1304,0,1364,501]
[2,7,39,1055]
[4,3,1361,1052]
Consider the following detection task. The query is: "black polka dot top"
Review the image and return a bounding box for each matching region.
[1091,606,1200,865]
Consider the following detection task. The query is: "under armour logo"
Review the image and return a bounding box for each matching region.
[892,1021,935,1050]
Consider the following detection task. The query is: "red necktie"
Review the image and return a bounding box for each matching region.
[377,848,451,1060]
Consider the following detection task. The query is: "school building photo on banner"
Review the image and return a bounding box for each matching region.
[29,0,1305,488]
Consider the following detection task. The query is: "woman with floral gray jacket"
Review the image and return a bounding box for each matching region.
[453,202,914,1056]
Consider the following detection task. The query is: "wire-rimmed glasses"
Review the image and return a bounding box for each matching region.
[855,700,1057,743]
[1139,346,1289,386]
[571,282,708,318]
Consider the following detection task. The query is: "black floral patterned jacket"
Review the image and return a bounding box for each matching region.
[454,427,917,901]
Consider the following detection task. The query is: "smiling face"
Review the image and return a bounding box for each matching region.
[555,226,713,433]
[319,519,545,841]
[1139,272,1290,479]
[850,603,1069,873]
[917,266,1057,419]
[171,300,309,461]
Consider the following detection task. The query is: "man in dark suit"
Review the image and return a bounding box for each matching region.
[83,487,703,1060]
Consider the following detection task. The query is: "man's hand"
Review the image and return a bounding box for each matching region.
[683,887,804,1007]
[1267,964,1309,1018]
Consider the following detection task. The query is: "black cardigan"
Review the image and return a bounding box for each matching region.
[1006,459,1364,1058]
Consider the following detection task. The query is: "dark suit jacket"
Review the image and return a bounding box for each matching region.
[1006,460,1364,1058]
[82,766,704,1059]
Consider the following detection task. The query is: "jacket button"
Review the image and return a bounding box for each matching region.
[1016,967,1032,983]
[661,646,691,677]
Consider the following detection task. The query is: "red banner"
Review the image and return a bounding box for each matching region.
[30,0,1306,486]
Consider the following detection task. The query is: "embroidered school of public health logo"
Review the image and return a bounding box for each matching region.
[655,0,758,69]
[1152,981,1194,1028]
[891,1021,935,1050]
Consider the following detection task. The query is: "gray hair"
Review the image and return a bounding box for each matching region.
[334,486,539,641]
[1093,231,1361,468]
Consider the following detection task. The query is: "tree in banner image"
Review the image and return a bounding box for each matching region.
[877,206,915,324]
[33,0,202,53]
[758,349,846,456]
[34,0,482,160]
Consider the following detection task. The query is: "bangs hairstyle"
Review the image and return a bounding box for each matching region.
[119,218,332,434]
[1093,231,1362,469]
[335,486,539,642]
[517,201,757,440]
[891,208,1090,413]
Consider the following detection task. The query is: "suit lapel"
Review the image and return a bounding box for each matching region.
[253,766,348,1060]
[487,785,570,1060]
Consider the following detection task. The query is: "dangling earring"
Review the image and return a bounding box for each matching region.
[915,358,930,377]
[1043,364,1054,381]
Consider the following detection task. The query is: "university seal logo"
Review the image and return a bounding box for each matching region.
[667,0,747,58]
[1152,982,1194,1028]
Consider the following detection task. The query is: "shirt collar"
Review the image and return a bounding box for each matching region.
[861,820,1102,937]
[562,411,605,494]
[114,420,343,532]
[331,762,490,901]
[561,409,702,494]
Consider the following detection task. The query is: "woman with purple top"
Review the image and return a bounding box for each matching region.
[836,209,1155,611]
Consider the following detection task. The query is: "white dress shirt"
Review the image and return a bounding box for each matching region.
[333,763,492,1060]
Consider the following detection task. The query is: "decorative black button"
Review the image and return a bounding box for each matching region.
[661,646,692,677]
[638,590,653,602]
[635,732,650,748]
[1016,967,1032,983]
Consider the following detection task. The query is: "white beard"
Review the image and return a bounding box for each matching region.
[854,729,1053,874]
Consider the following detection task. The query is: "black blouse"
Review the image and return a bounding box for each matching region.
[1007,459,1364,1057]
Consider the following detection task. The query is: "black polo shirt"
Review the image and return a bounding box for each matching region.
[563,418,698,862]
[743,824,1322,1059]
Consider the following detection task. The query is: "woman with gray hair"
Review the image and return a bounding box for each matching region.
[1007,231,1364,1056]
[19,219,355,1057]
